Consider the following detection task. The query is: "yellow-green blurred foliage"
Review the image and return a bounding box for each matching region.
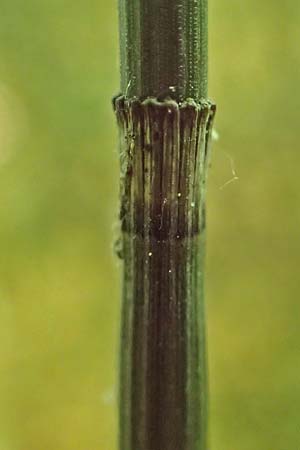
[0,1,299,449]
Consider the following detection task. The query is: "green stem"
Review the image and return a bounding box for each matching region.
[119,0,208,100]
[115,2,215,450]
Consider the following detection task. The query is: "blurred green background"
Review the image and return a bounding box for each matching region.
[0,1,299,449]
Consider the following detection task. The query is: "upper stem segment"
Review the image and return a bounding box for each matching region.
[118,0,208,100]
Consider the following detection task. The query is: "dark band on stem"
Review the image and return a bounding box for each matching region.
[114,96,215,240]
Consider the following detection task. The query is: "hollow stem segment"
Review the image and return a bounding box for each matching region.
[115,1,215,449]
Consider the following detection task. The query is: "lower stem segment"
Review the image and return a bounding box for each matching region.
[114,96,216,450]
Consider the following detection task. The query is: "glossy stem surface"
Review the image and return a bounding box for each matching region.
[116,2,214,450]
